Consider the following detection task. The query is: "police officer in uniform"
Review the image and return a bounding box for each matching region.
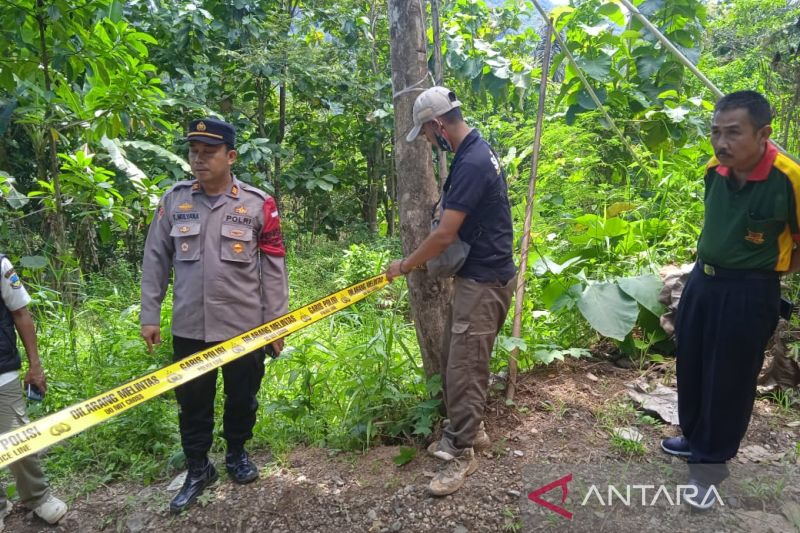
[0,255,67,527]
[141,118,289,514]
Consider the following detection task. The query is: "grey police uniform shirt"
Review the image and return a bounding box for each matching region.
[141,176,289,342]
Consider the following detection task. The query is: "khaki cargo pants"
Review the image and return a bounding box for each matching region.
[0,379,50,508]
[439,276,514,455]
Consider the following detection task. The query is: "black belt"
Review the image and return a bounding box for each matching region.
[698,260,779,280]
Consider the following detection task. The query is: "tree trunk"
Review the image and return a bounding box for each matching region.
[36,1,72,302]
[255,77,273,185]
[388,0,451,379]
[362,142,381,233]
[383,153,396,236]
[273,79,286,209]
[36,3,66,254]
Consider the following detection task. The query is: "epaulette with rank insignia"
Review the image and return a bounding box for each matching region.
[238,181,269,200]
[164,180,199,196]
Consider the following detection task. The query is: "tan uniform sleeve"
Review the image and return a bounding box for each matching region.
[261,254,289,322]
[140,197,174,326]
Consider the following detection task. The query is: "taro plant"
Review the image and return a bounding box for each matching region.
[533,251,670,365]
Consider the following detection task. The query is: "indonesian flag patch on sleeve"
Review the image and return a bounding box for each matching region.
[258,197,286,257]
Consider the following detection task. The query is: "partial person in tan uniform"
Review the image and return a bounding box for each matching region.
[140,118,289,514]
[0,255,68,529]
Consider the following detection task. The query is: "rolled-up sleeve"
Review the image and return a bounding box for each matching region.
[140,198,174,326]
[258,196,289,321]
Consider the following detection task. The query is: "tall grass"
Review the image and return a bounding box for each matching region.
[10,235,438,492]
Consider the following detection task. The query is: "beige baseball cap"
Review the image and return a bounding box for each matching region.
[405,86,462,142]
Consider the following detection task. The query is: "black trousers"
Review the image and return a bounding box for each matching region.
[173,336,267,459]
[675,264,779,483]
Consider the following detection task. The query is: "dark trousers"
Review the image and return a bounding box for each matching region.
[675,264,779,483]
[173,336,267,459]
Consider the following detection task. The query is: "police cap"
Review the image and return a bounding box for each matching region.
[186,118,236,148]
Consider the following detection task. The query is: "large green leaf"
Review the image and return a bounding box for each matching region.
[0,171,28,209]
[599,2,626,26]
[639,0,666,17]
[617,275,665,317]
[100,136,147,192]
[122,140,191,173]
[576,53,613,82]
[483,71,509,101]
[634,54,666,79]
[109,0,124,22]
[20,256,48,270]
[578,282,639,341]
[552,283,584,312]
[460,57,483,80]
[541,281,567,310]
[640,120,670,150]
[577,86,607,109]
[532,256,585,276]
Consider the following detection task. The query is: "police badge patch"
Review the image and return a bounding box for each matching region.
[7,270,22,289]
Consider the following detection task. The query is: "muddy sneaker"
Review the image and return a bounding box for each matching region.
[661,436,691,457]
[32,495,67,524]
[682,479,720,510]
[428,448,478,496]
[427,421,491,458]
[0,500,12,531]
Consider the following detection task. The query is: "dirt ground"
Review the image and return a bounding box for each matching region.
[5,357,800,533]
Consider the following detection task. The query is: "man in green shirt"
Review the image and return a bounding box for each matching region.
[660,91,800,509]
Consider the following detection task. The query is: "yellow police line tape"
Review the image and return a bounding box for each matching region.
[0,274,389,470]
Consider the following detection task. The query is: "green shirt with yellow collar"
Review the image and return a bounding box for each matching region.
[698,143,800,272]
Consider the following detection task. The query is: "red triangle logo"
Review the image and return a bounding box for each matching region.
[528,473,573,520]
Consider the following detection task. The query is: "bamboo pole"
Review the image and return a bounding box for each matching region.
[617,0,799,164]
[506,21,553,402]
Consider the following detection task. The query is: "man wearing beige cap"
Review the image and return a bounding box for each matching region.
[385,87,516,496]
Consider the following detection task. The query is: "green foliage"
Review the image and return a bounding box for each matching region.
[22,259,177,485]
[0,0,797,492]
[256,238,434,452]
[551,0,710,155]
[392,446,417,466]
[256,301,430,451]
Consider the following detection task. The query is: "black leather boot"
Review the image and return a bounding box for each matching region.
[169,457,218,514]
[225,447,259,484]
